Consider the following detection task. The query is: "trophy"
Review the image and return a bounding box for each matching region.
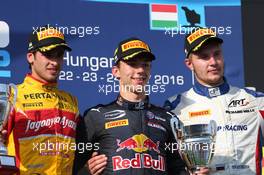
[171,118,217,173]
[0,83,18,174]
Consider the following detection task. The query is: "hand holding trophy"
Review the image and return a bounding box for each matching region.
[0,83,18,174]
[171,117,217,174]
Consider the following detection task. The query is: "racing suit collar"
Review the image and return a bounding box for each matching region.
[116,95,151,110]
[24,74,58,90]
[193,77,230,98]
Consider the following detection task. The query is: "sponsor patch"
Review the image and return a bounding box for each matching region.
[121,40,150,52]
[37,28,64,41]
[26,116,77,132]
[146,111,166,122]
[23,93,68,102]
[225,109,255,114]
[90,108,101,112]
[105,119,128,129]
[217,125,247,131]
[146,111,155,119]
[208,87,221,97]
[228,98,249,108]
[189,110,211,118]
[116,134,160,153]
[104,110,126,120]
[22,102,43,108]
[112,153,165,171]
[187,28,215,44]
[147,122,166,132]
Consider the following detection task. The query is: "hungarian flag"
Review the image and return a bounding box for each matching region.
[150,4,178,30]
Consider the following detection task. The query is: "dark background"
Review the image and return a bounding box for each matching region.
[242,0,264,91]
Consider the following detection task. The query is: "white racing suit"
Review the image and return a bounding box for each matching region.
[164,80,264,175]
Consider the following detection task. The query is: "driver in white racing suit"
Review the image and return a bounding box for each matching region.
[164,27,264,175]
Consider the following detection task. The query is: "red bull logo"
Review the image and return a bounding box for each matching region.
[113,134,164,171]
[112,153,165,171]
[116,134,159,153]
[143,138,160,153]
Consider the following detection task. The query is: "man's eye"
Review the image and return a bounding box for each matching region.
[145,63,151,67]
[214,51,221,57]
[200,55,209,60]
[42,52,63,58]
[128,63,137,66]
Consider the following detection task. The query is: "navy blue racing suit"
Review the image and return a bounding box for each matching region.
[73,96,187,175]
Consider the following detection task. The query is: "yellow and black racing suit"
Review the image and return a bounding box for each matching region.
[6,74,79,175]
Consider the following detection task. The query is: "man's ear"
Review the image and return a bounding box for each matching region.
[184,58,194,71]
[112,66,120,80]
[27,52,35,64]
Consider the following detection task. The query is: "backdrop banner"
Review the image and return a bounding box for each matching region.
[0,0,243,113]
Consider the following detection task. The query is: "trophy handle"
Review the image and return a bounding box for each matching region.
[0,83,17,131]
[8,83,17,105]
[209,120,217,137]
[170,117,181,143]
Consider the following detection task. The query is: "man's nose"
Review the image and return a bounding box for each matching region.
[208,56,217,65]
[135,65,146,73]
[50,58,59,66]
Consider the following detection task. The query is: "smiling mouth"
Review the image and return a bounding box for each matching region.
[132,77,146,81]
[132,77,147,85]
[208,69,219,73]
[47,68,58,73]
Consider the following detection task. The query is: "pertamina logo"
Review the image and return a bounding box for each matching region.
[113,134,165,171]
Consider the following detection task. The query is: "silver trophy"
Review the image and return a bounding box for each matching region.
[0,83,18,174]
[171,118,217,173]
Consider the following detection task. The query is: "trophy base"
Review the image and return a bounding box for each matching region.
[0,155,19,175]
[0,167,19,175]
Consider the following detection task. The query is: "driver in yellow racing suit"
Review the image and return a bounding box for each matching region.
[6,25,79,175]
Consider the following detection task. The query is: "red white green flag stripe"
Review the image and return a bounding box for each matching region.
[150,4,178,29]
